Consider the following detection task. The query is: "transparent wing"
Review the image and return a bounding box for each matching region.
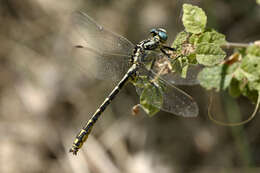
[136,64,199,117]
[71,46,131,81]
[72,11,135,56]
[157,64,202,85]
[158,76,198,117]
[140,51,201,85]
[69,11,136,81]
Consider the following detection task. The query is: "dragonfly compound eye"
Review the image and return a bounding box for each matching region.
[158,30,168,42]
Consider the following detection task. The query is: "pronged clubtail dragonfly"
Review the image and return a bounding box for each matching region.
[69,12,199,155]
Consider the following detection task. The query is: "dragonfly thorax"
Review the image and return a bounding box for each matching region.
[131,36,163,65]
[143,38,160,50]
[130,28,168,65]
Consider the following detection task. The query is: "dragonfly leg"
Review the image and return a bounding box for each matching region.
[160,47,183,63]
[160,48,172,59]
[162,45,176,51]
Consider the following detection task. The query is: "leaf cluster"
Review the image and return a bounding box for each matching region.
[135,3,260,117]
[175,4,260,103]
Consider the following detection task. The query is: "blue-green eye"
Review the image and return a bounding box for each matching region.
[158,31,168,41]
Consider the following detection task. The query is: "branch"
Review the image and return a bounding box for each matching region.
[221,42,251,49]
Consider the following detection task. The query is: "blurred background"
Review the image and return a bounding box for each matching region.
[0,0,260,173]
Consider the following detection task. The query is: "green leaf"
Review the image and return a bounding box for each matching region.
[196,43,226,66]
[187,53,197,64]
[237,69,258,82]
[171,56,190,73]
[249,80,260,91]
[257,0,260,5]
[172,31,190,48]
[240,55,260,81]
[182,4,207,34]
[198,65,232,91]
[228,79,241,97]
[234,47,247,57]
[140,83,163,116]
[189,34,200,45]
[131,75,149,88]
[192,30,226,46]
[181,65,189,78]
[241,85,259,103]
[171,59,182,73]
[246,45,260,57]
[233,68,247,81]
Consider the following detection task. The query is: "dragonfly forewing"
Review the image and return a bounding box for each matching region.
[72,46,131,81]
[72,11,135,56]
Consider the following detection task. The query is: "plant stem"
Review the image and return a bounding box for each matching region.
[222,42,251,49]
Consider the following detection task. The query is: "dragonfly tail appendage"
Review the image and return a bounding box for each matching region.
[69,118,95,155]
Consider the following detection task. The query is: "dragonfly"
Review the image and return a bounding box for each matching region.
[69,12,199,155]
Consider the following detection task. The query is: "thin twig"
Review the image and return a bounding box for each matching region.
[221,42,251,49]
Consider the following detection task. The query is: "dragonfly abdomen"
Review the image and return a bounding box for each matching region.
[70,64,138,155]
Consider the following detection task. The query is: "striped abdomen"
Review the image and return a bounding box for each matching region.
[70,64,138,155]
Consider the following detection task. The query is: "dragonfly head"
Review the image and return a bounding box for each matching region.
[150,28,168,43]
